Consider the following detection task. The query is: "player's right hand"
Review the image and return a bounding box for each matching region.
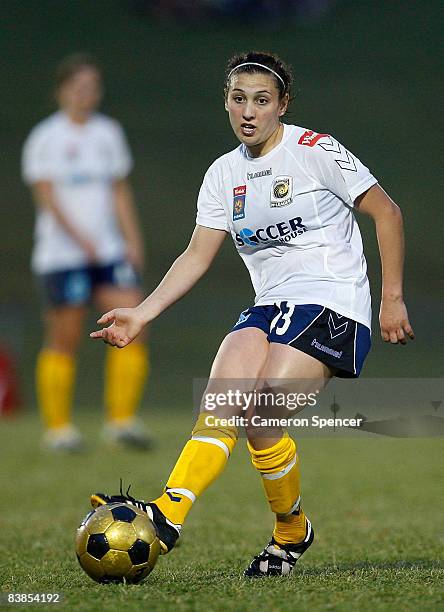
[90,307,145,348]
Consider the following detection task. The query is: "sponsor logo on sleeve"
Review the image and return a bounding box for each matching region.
[298,131,357,172]
[233,185,246,221]
[270,175,293,208]
[298,130,329,147]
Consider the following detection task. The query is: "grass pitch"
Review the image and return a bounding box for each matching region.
[1,409,442,611]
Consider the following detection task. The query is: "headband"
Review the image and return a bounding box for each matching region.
[227,62,286,89]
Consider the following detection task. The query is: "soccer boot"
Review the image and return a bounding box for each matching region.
[102,419,153,451]
[42,425,84,453]
[244,518,314,577]
[90,487,180,554]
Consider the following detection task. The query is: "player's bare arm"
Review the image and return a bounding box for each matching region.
[113,178,145,271]
[355,183,414,344]
[90,225,227,346]
[31,180,98,262]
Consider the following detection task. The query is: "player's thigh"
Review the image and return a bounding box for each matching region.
[200,328,270,417]
[245,345,334,449]
[210,327,269,378]
[43,305,88,354]
[93,285,147,342]
[262,343,333,380]
[259,343,334,407]
[37,266,91,353]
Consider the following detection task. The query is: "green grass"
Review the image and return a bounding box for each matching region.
[1,410,443,611]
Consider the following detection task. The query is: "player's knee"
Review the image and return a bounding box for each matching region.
[244,382,286,444]
[45,310,85,354]
[191,411,238,456]
[45,336,79,355]
[245,426,285,449]
[49,334,81,354]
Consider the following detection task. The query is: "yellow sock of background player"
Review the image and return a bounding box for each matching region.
[36,349,76,429]
[248,432,307,546]
[104,343,149,423]
[152,413,238,526]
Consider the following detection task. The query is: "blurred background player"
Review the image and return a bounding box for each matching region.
[22,54,151,452]
[90,51,414,576]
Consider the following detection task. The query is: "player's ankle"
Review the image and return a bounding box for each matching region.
[273,514,308,546]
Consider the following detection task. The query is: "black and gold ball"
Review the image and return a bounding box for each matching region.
[75,503,160,584]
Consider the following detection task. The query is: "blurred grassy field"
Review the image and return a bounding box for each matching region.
[1,409,442,611]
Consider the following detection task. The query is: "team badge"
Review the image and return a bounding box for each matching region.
[270,175,293,208]
[233,185,246,221]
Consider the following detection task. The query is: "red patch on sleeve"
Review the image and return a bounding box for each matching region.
[298,130,329,147]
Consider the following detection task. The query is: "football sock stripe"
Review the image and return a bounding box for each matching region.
[191,435,230,458]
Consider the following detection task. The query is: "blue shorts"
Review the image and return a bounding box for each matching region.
[37,260,141,307]
[231,302,371,378]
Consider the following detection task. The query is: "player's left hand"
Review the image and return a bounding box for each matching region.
[379,297,415,344]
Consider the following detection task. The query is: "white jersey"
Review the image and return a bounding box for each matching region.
[196,123,377,329]
[22,111,133,273]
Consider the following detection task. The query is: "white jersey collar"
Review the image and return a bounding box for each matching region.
[242,123,293,164]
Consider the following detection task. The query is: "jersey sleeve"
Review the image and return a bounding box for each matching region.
[301,132,377,206]
[21,126,53,184]
[108,121,133,179]
[196,164,229,232]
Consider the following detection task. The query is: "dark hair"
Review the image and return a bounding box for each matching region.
[224,51,293,101]
[55,53,101,90]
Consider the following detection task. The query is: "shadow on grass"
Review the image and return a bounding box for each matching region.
[145,559,442,589]
[299,559,442,576]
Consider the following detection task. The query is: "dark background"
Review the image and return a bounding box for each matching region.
[1,0,442,411]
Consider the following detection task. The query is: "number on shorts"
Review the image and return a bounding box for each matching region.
[270,302,295,336]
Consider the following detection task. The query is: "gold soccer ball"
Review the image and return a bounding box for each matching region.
[75,503,160,584]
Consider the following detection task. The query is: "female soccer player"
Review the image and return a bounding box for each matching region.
[90,51,414,576]
[22,54,151,451]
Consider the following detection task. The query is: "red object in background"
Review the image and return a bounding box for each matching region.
[0,348,20,415]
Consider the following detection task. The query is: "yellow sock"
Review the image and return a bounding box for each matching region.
[152,412,238,526]
[104,343,149,423]
[36,349,75,430]
[248,433,307,546]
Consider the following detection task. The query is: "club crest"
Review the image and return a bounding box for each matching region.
[270,175,293,208]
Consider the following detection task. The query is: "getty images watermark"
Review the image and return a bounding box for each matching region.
[204,388,318,411]
[202,387,364,430]
[192,378,444,437]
